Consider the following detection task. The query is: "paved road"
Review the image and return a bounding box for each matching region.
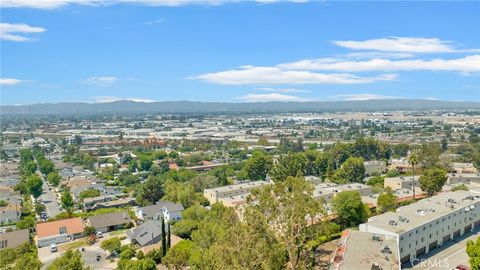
[40,179,61,218]
[407,229,479,270]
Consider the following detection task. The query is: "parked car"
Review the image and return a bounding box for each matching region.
[456,265,470,270]
[50,244,58,253]
[96,231,103,238]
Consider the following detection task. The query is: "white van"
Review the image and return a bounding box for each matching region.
[50,243,58,252]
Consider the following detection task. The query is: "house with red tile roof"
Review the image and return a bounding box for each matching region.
[36,217,84,247]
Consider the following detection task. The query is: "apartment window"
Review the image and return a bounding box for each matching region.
[436,220,439,225]
[409,232,412,237]
[0,240,7,248]
[423,226,426,231]
[401,236,404,240]
[409,243,411,248]
[416,240,418,245]
[429,234,432,239]
[429,224,432,228]
[401,248,403,253]
[421,237,424,243]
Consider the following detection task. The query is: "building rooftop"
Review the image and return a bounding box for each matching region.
[335,230,400,270]
[36,217,84,239]
[0,229,29,249]
[204,180,271,194]
[87,211,132,228]
[363,191,480,235]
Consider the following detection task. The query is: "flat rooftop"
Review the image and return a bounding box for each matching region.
[338,230,400,270]
[363,191,480,234]
[204,180,271,194]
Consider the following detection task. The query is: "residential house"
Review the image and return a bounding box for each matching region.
[36,217,84,247]
[86,211,132,233]
[0,229,29,249]
[0,203,21,224]
[126,220,162,247]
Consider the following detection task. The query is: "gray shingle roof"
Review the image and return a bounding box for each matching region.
[87,211,132,228]
[126,220,162,246]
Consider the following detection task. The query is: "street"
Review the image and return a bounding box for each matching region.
[40,180,61,218]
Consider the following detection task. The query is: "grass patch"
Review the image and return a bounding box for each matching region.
[110,229,127,236]
[59,239,87,251]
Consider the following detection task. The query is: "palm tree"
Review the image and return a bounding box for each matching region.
[409,152,419,200]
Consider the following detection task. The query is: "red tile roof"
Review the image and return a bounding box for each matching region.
[36,217,84,239]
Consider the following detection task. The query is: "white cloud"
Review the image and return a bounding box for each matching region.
[91,96,156,103]
[0,23,46,42]
[236,93,310,102]
[333,37,456,53]
[145,18,166,25]
[84,76,118,86]
[256,87,310,93]
[334,93,402,101]
[339,51,415,59]
[277,55,480,73]
[0,78,24,86]
[1,0,309,9]
[193,66,397,85]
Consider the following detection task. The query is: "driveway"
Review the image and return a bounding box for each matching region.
[406,229,479,270]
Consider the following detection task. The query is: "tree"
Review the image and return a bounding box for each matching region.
[117,258,157,270]
[243,151,272,181]
[419,168,448,197]
[35,203,46,216]
[46,250,87,270]
[47,171,61,187]
[26,175,43,200]
[167,223,172,249]
[467,237,480,270]
[128,160,138,172]
[135,175,164,206]
[270,153,307,182]
[161,216,167,257]
[418,143,441,169]
[377,188,398,213]
[341,157,365,182]
[78,189,100,199]
[139,156,153,171]
[249,177,325,269]
[332,191,369,228]
[163,240,197,270]
[84,226,96,236]
[100,237,121,255]
[16,216,36,230]
[61,191,74,212]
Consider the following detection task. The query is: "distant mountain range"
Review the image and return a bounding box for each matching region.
[1,99,479,116]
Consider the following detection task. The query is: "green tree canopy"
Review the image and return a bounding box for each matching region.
[26,175,43,199]
[419,168,448,196]
[46,250,87,270]
[332,190,370,228]
[467,237,480,270]
[243,151,273,181]
[377,188,398,213]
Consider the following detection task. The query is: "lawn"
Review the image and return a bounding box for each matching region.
[59,239,87,251]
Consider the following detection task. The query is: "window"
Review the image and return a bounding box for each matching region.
[401,248,403,253]
[0,240,7,248]
[59,226,67,234]
[429,234,432,239]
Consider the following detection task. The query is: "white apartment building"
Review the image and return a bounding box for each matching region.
[364,160,387,176]
[203,181,271,205]
[447,173,480,185]
[384,176,419,190]
[312,183,373,203]
[359,191,480,265]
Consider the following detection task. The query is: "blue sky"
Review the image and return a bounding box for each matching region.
[1,0,479,105]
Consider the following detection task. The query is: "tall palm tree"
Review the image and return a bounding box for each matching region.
[409,152,419,200]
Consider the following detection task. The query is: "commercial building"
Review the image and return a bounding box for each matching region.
[359,191,480,265]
